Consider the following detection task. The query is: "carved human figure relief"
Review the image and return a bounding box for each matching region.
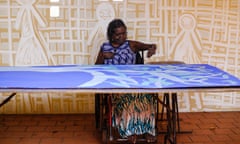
[87,3,115,64]
[169,13,203,111]
[169,13,202,64]
[15,0,48,66]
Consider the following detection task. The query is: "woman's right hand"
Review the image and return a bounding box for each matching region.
[103,52,115,59]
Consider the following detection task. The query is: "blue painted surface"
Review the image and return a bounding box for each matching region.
[0,64,240,89]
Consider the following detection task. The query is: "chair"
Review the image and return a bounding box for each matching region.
[135,50,144,64]
[95,50,160,143]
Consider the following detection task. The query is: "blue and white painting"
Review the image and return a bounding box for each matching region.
[0,64,240,90]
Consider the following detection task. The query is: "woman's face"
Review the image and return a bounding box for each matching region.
[112,26,127,45]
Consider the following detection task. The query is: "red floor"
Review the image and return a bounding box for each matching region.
[0,112,240,144]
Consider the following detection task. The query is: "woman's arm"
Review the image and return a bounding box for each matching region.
[95,51,115,64]
[95,51,104,64]
[129,40,157,58]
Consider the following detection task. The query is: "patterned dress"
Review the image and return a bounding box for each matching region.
[100,41,156,137]
[101,41,136,64]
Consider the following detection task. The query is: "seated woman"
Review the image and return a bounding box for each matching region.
[95,18,157,140]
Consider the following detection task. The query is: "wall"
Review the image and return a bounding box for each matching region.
[0,0,240,114]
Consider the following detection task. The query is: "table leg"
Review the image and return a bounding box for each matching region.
[164,93,176,144]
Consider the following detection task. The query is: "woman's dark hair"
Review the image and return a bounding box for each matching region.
[107,19,127,42]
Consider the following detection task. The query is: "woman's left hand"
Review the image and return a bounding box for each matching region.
[147,44,156,58]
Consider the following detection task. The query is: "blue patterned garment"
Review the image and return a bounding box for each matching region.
[101,41,156,137]
[111,93,156,137]
[101,41,136,64]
